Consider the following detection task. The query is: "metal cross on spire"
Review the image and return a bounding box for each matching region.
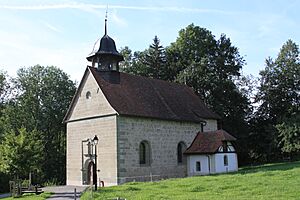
[105,6,108,35]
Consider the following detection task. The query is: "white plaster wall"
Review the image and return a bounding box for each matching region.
[214,153,238,173]
[187,155,210,176]
[210,154,216,173]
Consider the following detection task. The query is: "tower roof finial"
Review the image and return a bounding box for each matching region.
[105,6,108,35]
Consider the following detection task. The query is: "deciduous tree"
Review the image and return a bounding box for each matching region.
[166,24,251,142]
[1,65,76,184]
[251,39,300,161]
[0,128,43,178]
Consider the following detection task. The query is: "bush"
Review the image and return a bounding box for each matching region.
[0,172,10,193]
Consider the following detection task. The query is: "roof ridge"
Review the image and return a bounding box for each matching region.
[118,71,191,88]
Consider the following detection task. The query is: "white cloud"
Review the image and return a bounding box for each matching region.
[42,21,63,33]
[0,3,240,15]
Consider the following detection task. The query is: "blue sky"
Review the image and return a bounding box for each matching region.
[0,0,299,81]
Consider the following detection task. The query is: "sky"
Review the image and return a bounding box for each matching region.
[0,0,299,82]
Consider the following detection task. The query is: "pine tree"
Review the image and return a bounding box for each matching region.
[143,36,166,79]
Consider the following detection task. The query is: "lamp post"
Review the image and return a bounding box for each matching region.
[92,135,99,191]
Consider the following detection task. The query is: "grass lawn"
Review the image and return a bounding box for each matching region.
[81,161,300,200]
[1,192,52,200]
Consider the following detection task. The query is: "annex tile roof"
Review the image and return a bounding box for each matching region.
[184,129,236,154]
[89,67,220,122]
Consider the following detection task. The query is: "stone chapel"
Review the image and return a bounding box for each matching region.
[64,19,238,186]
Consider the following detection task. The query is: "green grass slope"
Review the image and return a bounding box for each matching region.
[81,161,300,200]
[1,192,52,200]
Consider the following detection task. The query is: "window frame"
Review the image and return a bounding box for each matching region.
[86,91,92,99]
[224,155,228,166]
[196,161,201,172]
[139,140,151,166]
[177,142,187,164]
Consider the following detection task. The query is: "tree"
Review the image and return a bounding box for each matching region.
[256,40,300,122]
[0,71,7,103]
[1,65,76,184]
[167,26,249,119]
[143,36,167,79]
[167,24,245,102]
[120,25,251,162]
[165,24,251,164]
[277,113,300,154]
[122,36,168,79]
[119,46,133,72]
[0,71,8,139]
[0,128,43,178]
[251,40,300,161]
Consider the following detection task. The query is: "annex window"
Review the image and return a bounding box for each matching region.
[177,142,187,164]
[139,140,151,165]
[224,155,228,166]
[196,161,201,172]
[86,91,91,99]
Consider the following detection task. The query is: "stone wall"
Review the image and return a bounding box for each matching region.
[68,70,116,121]
[204,119,218,132]
[66,69,118,186]
[66,116,117,186]
[116,116,218,184]
[65,68,219,186]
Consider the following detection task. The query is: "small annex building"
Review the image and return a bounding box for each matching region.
[185,130,238,175]
[64,19,238,186]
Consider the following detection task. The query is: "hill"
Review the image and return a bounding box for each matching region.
[82,161,300,200]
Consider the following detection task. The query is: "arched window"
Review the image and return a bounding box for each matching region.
[86,91,91,99]
[196,161,201,171]
[139,141,151,165]
[177,142,187,164]
[224,155,228,166]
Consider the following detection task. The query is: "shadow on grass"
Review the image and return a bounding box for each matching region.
[239,160,300,175]
[193,160,300,177]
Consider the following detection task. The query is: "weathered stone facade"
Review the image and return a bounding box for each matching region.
[65,68,218,186]
[67,116,117,186]
[68,70,116,121]
[116,116,217,184]
[65,24,225,186]
[66,71,118,186]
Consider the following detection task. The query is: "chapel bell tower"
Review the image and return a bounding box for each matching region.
[86,15,124,71]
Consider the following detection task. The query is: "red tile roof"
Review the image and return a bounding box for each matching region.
[184,129,236,154]
[89,67,220,122]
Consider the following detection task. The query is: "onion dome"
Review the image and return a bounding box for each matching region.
[87,17,124,71]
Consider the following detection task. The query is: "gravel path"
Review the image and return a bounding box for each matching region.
[0,193,10,199]
[43,185,88,200]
